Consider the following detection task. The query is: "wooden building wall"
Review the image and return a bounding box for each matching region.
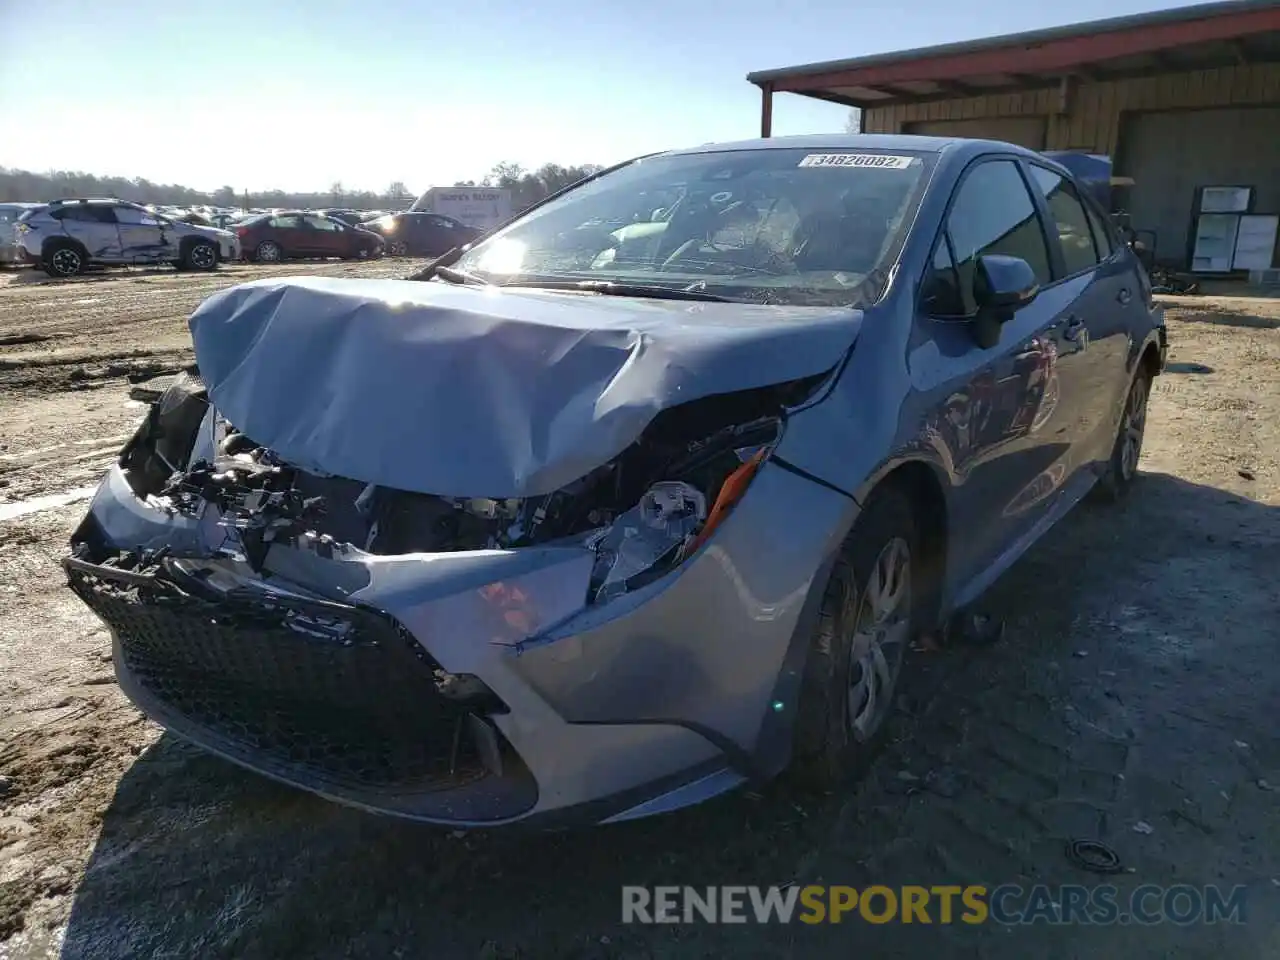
[862,62,1280,155]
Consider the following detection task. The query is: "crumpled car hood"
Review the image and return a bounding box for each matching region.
[188,276,862,498]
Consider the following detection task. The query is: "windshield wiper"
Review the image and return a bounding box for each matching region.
[406,248,490,285]
[405,246,463,282]
[434,265,491,286]
[499,279,731,302]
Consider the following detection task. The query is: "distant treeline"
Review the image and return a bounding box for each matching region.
[0,160,604,212]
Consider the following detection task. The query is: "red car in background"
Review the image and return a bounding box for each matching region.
[235,212,385,262]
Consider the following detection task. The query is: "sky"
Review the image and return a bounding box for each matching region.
[0,0,1206,194]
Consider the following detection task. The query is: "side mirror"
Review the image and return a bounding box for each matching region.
[971,254,1038,349]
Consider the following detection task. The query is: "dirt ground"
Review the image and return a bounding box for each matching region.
[0,263,1277,959]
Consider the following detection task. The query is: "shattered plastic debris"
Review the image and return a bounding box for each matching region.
[1132,820,1154,835]
[591,482,707,601]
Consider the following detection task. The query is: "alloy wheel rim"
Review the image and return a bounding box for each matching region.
[191,245,214,268]
[1120,381,1148,480]
[52,249,80,274]
[847,537,911,741]
[259,243,279,262]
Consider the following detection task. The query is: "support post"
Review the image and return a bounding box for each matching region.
[760,84,773,138]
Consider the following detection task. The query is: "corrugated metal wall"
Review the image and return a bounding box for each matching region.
[902,116,1048,148]
[1119,106,1280,265]
[863,63,1280,154]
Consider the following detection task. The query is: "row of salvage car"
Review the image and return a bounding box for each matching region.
[0,199,481,278]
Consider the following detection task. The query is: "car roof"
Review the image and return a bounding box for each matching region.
[661,133,1045,163]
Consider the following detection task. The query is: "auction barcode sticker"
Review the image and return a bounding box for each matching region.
[797,153,914,169]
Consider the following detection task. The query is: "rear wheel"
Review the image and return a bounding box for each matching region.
[255,240,283,263]
[44,243,85,278]
[1095,368,1151,502]
[792,487,917,785]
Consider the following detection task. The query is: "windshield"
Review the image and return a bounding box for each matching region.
[454,147,935,307]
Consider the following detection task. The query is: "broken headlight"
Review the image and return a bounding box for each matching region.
[119,369,209,497]
[582,421,775,603]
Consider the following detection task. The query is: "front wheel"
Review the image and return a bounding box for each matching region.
[388,239,409,257]
[792,487,917,786]
[1095,368,1150,502]
[182,240,218,272]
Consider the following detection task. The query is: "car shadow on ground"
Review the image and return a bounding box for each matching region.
[1171,308,1280,331]
[3,266,186,287]
[59,473,1279,960]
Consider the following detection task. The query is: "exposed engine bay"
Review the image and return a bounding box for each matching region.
[117,370,820,604]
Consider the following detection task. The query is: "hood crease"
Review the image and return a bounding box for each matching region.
[188,276,861,498]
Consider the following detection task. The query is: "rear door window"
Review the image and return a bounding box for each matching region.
[55,205,118,224]
[1082,202,1115,259]
[1026,165,1101,276]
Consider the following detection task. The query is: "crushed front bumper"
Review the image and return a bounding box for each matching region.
[65,554,538,822]
[66,459,855,826]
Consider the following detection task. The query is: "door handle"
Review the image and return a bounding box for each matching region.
[1062,317,1087,341]
[1117,287,1132,305]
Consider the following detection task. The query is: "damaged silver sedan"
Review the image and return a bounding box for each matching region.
[65,135,1166,826]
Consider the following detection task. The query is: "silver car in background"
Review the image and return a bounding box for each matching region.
[0,202,42,264]
[15,198,239,277]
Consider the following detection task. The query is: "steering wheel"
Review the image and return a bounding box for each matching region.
[658,197,754,272]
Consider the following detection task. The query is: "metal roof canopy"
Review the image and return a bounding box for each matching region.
[747,0,1280,133]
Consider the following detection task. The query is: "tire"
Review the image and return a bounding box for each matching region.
[1094,367,1151,502]
[44,243,85,278]
[181,240,218,272]
[792,486,918,786]
[388,239,408,257]
[255,240,283,263]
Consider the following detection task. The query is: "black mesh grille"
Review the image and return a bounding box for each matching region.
[66,559,487,793]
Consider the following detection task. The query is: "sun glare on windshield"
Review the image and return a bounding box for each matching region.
[456,148,935,307]
[476,237,527,275]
